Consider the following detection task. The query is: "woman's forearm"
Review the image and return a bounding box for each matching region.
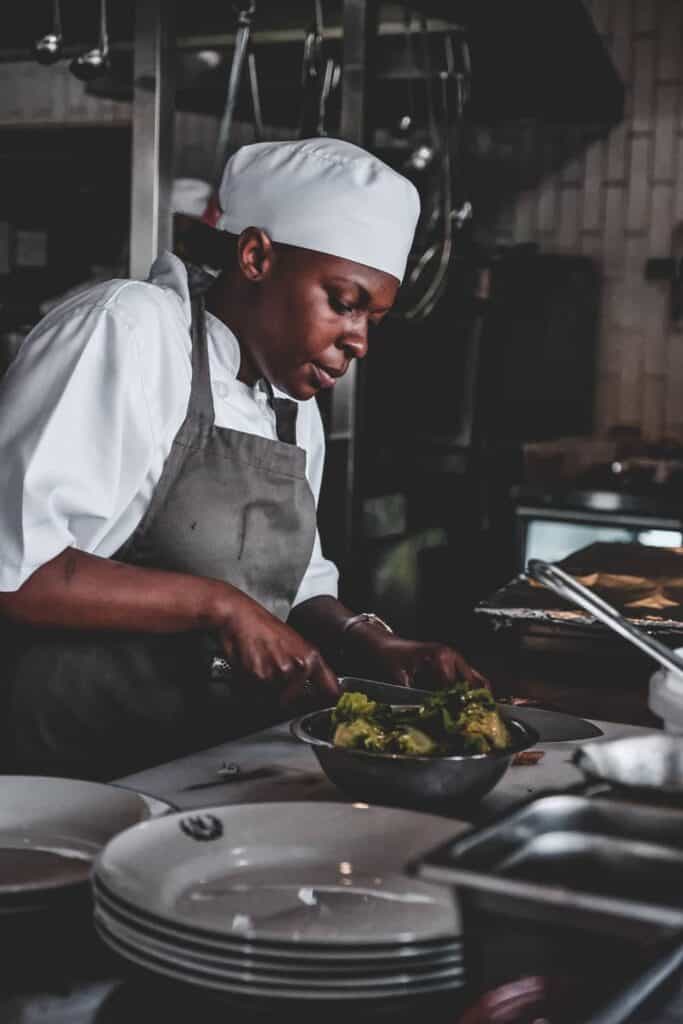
[0,548,237,633]
[288,595,391,664]
[0,550,342,700]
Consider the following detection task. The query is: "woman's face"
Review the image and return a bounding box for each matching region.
[234,237,400,400]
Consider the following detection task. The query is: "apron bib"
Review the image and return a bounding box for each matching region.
[1,296,317,778]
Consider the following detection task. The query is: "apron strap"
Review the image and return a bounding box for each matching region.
[271,396,299,445]
[261,377,299,446]
[188,296,215,423]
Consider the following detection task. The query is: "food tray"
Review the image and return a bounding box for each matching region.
[476,542,683,639]
[412,793,683,943]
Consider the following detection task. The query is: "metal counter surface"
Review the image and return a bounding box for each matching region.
[114,714,652,819]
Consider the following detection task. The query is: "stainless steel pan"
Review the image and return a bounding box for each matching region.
[291,704,538,810]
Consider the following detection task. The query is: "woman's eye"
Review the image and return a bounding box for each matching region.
[330,297,354,315]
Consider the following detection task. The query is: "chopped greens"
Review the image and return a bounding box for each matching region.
[331,683,512,757]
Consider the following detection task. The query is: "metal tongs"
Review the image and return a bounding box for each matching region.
[527,558,683,681]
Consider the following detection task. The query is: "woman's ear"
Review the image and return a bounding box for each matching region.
[237,227,275,281]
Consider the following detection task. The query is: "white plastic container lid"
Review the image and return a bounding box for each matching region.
[649,647,683,734]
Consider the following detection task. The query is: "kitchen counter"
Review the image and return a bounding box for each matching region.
[116,711,649,817]
[1,713,681,1024]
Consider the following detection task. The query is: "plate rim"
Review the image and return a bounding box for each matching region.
[96,920,466,1001]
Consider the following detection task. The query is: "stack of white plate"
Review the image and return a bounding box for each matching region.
[92,801,467,1012]
[0,776,172,914]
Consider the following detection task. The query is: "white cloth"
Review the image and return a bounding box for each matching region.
[171,177,212,218]
[0,252,339,606]
[217,138,420,282]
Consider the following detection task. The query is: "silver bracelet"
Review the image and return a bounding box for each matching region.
[341,612,394,638]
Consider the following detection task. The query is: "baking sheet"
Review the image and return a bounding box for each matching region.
[476,542,683,636]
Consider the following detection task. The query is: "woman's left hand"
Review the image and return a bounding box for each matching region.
[346,630,491,691]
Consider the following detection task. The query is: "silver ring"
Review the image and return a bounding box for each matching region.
[211,656,232,680]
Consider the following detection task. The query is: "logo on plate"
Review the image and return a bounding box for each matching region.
[179,814,223,841]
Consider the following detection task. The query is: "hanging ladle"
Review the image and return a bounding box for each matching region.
[34,0,63,65]
[403,16,438,174]
[70,0,110,81]
[527,558,683,681]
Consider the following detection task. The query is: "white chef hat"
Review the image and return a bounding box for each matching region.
[216,138,420,282]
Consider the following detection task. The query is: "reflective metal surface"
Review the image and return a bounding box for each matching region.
[290,706,538,810]
[416,793,683,942]
[574,733,683,801]
[129,0,175,280]
[527,558,683,678]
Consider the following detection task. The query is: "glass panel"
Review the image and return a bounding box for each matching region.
[524,520,633,565]
[637,529,683,548]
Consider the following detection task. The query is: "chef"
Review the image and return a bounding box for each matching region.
[0,137,487,779]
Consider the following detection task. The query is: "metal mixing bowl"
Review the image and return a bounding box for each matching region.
[291,706,539,810]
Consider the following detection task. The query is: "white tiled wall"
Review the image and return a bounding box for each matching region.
[0,62,131,126]
[0,60,225,181]
[500,0,683,442]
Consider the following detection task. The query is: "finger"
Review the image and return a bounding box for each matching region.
[411,647,462,689]
[451,651,482,685]
[433,648,464,687]
[470,667,493,692]
[385,665,412,688]
[280,654,340,707]
[424,647,477,688]
[278,655,312,706]
[307,655,341,702]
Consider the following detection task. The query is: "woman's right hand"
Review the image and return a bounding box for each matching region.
[216,594,340,706]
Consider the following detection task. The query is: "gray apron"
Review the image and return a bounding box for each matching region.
[1,296,317,779]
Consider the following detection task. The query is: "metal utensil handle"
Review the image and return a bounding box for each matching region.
[583,938,683,1024]
[247,50,264,140]
[527,559,683,679]
[213,3,256,186]
[99,0,109,57]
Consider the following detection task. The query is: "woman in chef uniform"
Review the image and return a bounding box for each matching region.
[0,138,487,779]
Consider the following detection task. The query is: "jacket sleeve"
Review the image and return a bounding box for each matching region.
[0,296,158,591]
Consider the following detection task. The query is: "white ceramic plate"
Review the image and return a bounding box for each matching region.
[93,875,463,963]
[95,802,465,945]
[0,777,172,897]
[96,919,466,1002]
[94,905,465,990]
[94,902,464,984]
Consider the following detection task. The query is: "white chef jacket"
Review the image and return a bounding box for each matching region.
[0,251,339,606]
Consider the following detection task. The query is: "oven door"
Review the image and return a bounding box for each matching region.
[515,503,683,570]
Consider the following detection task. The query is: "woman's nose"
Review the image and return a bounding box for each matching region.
[342,321,369,360]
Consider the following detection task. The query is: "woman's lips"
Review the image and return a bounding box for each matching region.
[311,363,338,389]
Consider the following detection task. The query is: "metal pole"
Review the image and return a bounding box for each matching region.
[129,0,176,280]
[323,0,378,590]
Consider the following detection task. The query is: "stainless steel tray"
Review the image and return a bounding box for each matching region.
[413,793,683,942]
